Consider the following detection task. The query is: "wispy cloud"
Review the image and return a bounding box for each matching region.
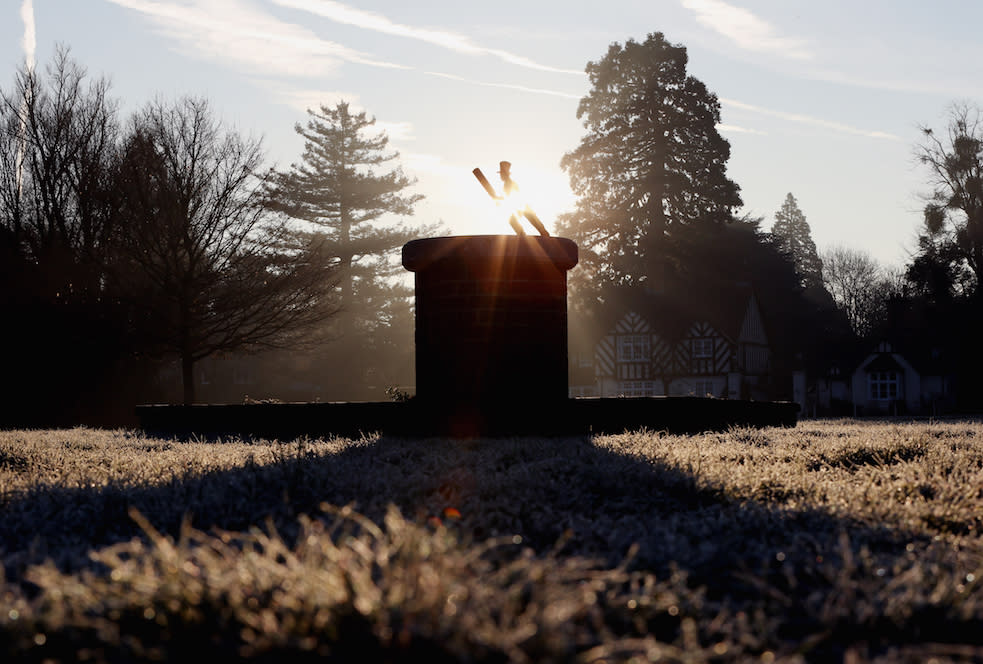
[105,0,407,77]
[105,0,579,114]
[374,120,415,143]
[20,0,35,71]
[722,97,900,141]
[256,84,415,151]
[257,83,361,115]
[681,0,812,60]
[272,0,583,75]
[426,71,581,99]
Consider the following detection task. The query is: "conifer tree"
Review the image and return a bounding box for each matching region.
[267,101,432,398]
[772,193,823,289]
[269,102,426,330]
[557,32,742,298]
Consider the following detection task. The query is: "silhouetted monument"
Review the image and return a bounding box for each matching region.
[403,235,577,436]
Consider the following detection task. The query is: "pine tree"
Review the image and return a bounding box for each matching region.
[772,193,823,289]
[268,101,432,398]
[269,102,427,326]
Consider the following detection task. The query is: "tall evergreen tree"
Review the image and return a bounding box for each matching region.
[772,193,823,290]
[269,102,426,327]
[268,101,432,398]
[557,32,742,300]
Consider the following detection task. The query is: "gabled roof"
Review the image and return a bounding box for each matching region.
[862,353,907,373]
[855,340,954,377]
[570,284,757,348]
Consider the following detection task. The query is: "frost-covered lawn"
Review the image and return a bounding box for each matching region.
[1,420,981,662]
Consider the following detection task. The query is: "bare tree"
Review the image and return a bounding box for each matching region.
[114,97,339,404]
[0,48,128,425]
[0,46,120,299]
[821,245,901,338]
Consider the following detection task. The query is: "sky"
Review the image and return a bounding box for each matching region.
[4,1,983,269]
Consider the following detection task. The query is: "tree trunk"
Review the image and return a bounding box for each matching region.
[339,206,354,338]
[645,153,668,291]
[182,352,195,405]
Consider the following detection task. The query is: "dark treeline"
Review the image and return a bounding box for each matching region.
[559,32,982,410]
[558,34,848,399]
[3,33,982,427]
[0,48,426,426]
[809,102,983,410]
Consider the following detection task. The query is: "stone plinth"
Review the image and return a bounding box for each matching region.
[402,235,577,433]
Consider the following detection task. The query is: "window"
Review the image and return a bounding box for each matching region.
[617,335,650,362]
[691,338,714,374]
[869,371,899,401]
[692,338,713,358]
[620,381,655,397]
[693,380,715,397]
[570,385,597,397]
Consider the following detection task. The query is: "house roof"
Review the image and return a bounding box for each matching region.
[570,284,757,348]
[857,340,953,377]
[863,353,907,373]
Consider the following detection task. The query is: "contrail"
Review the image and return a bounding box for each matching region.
[21,0,36,72]
[274,0,584,76]
[16,0,36,200]
[721,97,901,141]
[426,71,581,99]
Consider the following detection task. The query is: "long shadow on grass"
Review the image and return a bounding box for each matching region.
[4,430,979,657]
[0,432,930,581]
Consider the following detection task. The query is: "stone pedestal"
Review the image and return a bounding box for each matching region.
[402,235,578,435]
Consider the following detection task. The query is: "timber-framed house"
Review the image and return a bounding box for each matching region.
[569,285,774,400]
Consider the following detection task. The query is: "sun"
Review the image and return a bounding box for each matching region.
[465,163,577,236]
[411,156,579,238]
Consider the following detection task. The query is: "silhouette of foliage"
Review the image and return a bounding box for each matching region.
[891,102,983,409]
[0,48,131,426]
[112,98,339,405]
[0,48,119,300]
[821,245,903,339]
[670,217,849,388]
[267,102,433,398]
[912,102,983,299]
[772,193,823,290]
[268,101,427,328]
[557,32,742,299]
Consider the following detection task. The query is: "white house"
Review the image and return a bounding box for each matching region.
[794,341,956,416]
